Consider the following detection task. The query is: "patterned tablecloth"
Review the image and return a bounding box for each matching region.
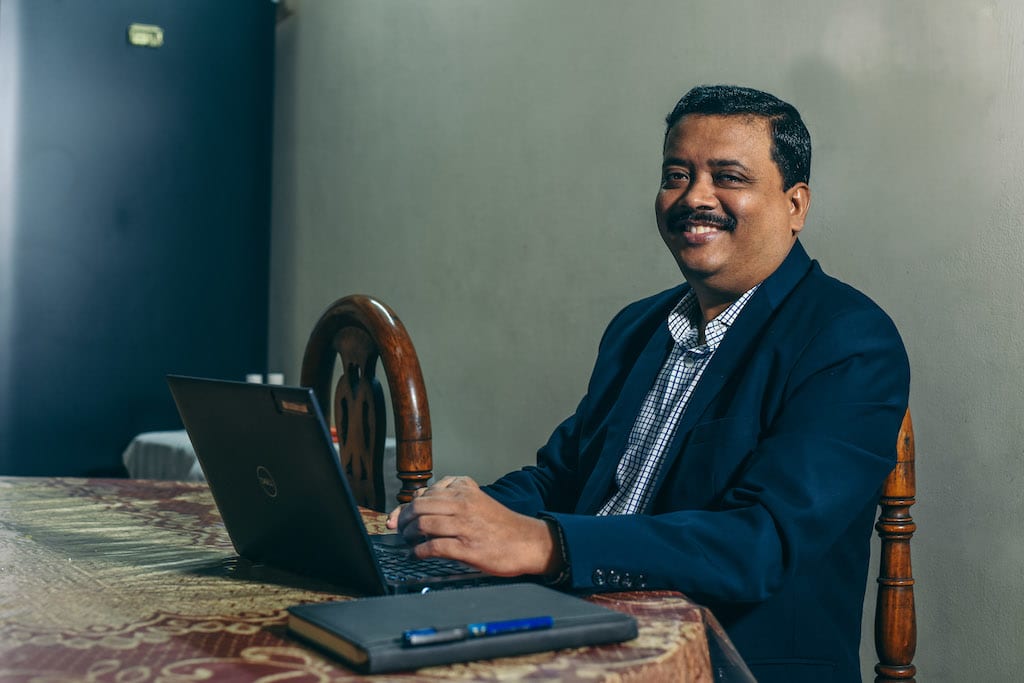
[0,477,719,682]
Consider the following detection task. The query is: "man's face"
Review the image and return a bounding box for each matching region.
[655,114,810,302]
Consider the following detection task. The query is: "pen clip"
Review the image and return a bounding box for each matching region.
[401,626,468,647]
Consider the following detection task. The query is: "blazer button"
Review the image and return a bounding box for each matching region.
[621,572,634,589]
[591,569,606,586]
[608,569,621,587]
[636,573,647,589]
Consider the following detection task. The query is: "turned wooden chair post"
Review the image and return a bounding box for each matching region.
[874,408,917,682]
[300,295,432,511]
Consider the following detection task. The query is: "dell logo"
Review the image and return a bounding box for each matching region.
[255,466,278,498]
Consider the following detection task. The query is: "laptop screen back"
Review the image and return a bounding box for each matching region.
[167,375,388,595]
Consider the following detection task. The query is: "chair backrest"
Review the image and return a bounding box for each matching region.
[874,408,917,682]
[300,294,432,512]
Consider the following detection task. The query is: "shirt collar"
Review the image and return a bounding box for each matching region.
[667,284,761,350]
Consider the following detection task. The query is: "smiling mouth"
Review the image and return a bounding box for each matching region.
[683,223,722,234]
[668,211,736,235]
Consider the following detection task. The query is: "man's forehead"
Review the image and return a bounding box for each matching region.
[663,114,773,157]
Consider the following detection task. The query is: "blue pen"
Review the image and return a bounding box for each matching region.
[402,615,554,647]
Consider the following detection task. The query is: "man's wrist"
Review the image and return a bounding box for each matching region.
[538,514,571,586]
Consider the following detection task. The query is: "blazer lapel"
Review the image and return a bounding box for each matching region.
[574,321,674,514]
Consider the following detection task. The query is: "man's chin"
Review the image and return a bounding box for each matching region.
[675,256,723,282]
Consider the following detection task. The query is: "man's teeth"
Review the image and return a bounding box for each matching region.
[685,224,719,234]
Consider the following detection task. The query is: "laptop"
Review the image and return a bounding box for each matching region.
[167,374,506,595]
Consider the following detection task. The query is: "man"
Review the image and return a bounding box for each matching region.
[388,85,910,683]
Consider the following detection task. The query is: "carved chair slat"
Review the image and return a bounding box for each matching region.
[301,295,432,511]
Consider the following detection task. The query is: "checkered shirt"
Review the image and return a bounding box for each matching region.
[596,284,759,516]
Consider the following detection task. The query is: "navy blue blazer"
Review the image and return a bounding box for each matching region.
[484,241,910,683]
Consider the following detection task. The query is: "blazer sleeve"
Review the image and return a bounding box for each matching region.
[544,304,909,603]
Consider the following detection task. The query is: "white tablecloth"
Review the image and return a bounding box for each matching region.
[122,430,205,481]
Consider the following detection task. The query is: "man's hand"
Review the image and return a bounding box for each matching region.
[385,476,563,578]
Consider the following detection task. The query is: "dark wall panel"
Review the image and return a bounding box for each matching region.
[0,0,276,475]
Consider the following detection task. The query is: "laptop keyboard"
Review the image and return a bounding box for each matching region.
[372,543,481,583]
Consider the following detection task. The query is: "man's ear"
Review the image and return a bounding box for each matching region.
[786,182,811,235]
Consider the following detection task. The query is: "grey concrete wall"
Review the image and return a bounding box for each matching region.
[269,2,1024,680]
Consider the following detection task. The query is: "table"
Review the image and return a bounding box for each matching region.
[0,477,727,682]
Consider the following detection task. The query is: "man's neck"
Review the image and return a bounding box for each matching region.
[692,290,741,329]
[688,282,761,343]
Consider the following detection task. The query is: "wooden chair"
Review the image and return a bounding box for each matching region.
[874,408,917,682]
[300,294,432,512]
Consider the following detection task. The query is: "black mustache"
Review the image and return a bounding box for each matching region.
[669,211,737,232]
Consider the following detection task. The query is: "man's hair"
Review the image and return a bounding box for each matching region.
[665,85,811,190]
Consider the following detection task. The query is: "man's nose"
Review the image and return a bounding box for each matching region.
[680,174,717,210]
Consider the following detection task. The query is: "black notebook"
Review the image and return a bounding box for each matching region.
[286,583,638,674]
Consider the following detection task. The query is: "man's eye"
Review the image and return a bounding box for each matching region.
[717,174,745,184]
[661,171,688,187]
